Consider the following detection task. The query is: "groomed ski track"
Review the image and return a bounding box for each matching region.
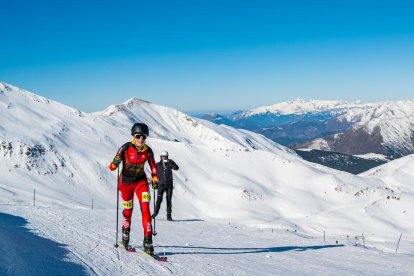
[1,203,412,276]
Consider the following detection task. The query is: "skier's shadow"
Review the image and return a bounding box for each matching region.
[170,219,204,222]
[160,244,345,256]
[0,212,89,275]
[156,218,204,222]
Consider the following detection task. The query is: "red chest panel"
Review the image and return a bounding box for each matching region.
[125,146,148,164]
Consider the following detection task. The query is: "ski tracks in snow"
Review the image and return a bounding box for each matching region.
[1,204,174,275]
[1,204,413,275]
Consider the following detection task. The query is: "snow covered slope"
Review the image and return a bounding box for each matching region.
[361,154,414,193]
[2,203,413,275]
[1,82,413,244]
[0,82,121,208]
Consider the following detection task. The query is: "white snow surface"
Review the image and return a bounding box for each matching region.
[354,153,390,161]
[300,138,331,151]
[1,82,413,275]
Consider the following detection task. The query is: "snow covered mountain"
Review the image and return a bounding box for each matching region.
[200,100,357,145]
[292,100,414,157]
[202,99,414,158]
[1,82,412,237]
[1,82,413,274]
[0,81,291,211]
[96,98,289,153]
[243,99,357,116]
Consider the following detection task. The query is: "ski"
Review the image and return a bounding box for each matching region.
[117,243,136,252]
[140,250,168,262]
[123,244,137,253]
[118,243,168,262]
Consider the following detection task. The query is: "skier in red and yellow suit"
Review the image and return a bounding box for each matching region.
[109,123,158,254]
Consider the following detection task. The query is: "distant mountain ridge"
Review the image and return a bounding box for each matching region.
[201,99,414,158]
[243,99,359,116]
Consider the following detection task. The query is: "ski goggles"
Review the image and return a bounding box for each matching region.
[134,134,147,140]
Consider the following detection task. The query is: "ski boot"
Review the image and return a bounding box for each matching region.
[143,236,154,255]
[122,226,130,248]
[167,213,173,221]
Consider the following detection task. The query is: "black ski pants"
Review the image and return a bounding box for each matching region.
[154,186,173,216]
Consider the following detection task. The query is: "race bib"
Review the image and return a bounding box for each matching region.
[122,200,133,209]
[142,192,151,202]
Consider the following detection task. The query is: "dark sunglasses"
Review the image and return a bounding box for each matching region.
[134,134,147,139]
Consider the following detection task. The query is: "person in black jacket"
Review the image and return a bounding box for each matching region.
[152,151,179,221]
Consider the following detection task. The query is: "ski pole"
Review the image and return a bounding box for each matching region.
[153,184,157,236]
[114,167,120,248]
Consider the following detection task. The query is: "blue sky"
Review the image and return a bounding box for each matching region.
[1,0,414,113]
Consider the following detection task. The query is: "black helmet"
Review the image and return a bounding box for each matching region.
[131,123,149,136]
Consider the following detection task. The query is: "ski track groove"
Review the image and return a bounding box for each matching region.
[67,248,100,276]
[87,235,101,255]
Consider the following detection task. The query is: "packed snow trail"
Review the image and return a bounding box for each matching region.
[1,204,413,275]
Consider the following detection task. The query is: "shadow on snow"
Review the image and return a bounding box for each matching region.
[169,219,204,222]
[160,244,345,256]
[0,212,89,275]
